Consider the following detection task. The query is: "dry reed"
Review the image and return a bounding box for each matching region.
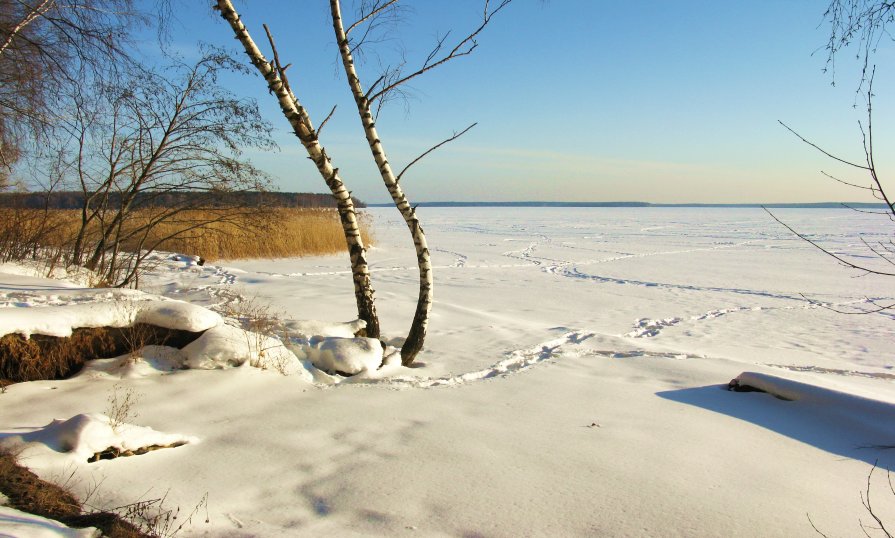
[153,208,375,261]
[0,207,374,262]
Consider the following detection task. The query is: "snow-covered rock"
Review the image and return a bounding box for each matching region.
[307,336,383,375]
[282,318,366,339]
[0,413,197,463]
[74,346,187,379]
[0,293,221,339]
[181,323,310,380]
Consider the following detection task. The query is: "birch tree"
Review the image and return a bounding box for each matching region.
[214,0,380,339]
[330,0,511,365]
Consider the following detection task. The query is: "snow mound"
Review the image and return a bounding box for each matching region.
[0,261,93,287]
[0,413,197,463]
[732,372,895,408]
[0,295,221,339]
[0,505,100,537]
[181,324,312,380]
[307,336,383,375]
[134,301,221,332]
[75,346,186,379]
[283,318,366,339]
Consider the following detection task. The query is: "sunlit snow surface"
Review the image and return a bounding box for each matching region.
[1,207,894,537]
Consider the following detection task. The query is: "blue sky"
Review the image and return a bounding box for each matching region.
[152,1,895,204]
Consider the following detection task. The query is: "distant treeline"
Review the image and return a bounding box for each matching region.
[368,201,888,209]
[0,191,366,209]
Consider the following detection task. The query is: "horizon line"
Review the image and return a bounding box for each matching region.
[366,201,888,208]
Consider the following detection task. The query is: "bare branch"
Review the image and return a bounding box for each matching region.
[363,74,385,101]
[861,462,894,538]
[778,120,870,170]
[316,105,337,137]
[808,512,834,538]
[262,23,293,96]
[397,122,477,182]
[799,293,895,315]
[822,170,874,190]
[369,0,513,103]
[345,0,399,36]
[861,236,895,267]
[840,202,891,214]
[0,0,55,56]
[764,207,895,277]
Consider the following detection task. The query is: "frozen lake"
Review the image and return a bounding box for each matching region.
[4,206,894,536]
[206,206,895,387]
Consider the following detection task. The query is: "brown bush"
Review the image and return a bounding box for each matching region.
[0,451,148,537]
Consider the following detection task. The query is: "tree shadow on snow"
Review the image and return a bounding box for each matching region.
[656,382,895,471]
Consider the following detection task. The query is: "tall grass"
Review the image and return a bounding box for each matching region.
[0,207,375,263]
[154,208,375,261]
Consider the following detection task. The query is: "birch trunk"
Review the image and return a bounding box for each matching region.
[214,0,380,339]
[330,0,432,366]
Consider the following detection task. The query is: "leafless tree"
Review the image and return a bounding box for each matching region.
[214,0,381,339]
[330,0,511,365]
[0,0,148,184]
[773,71,894,313]
[770,0,895,313]
[53,49,275,287]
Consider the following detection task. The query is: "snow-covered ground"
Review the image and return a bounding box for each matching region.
[1,207,894,537]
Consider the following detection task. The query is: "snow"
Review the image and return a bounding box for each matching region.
[306,336,384,375]
[1,207,894,537]
[0,506,99,537]
[0,287,221,338]
[0,413,198,467]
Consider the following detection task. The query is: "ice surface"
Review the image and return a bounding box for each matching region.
[0,207,893,537]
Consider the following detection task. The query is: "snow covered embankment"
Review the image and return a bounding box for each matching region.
[0,261,395,384]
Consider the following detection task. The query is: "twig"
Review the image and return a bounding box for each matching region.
[317,105,337,137]
[369,0,513,103]
[397,122,476,182]
[778,120,870,170]
[345,0,399,36]
[764,207,895,277]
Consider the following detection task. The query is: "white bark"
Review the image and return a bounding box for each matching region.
[331,0,432,366]
[215,0,380,338]
[0,0,56,57]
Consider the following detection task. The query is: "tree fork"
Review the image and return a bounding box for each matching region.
[330,0,432,365]
[214,0,380,338]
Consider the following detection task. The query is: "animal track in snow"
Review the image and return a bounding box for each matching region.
[690,306,755,320]
[213,265,238,286]
[433,247,468,268]
[502,241,543,266]
[348,330,706,390]
[626,317,683,338]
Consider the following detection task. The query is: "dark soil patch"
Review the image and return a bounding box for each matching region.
[0,324,203,383]
[0,451,148,537]
[89,441,188,463]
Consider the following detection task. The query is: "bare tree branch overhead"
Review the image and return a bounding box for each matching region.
[775,68,895,313]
